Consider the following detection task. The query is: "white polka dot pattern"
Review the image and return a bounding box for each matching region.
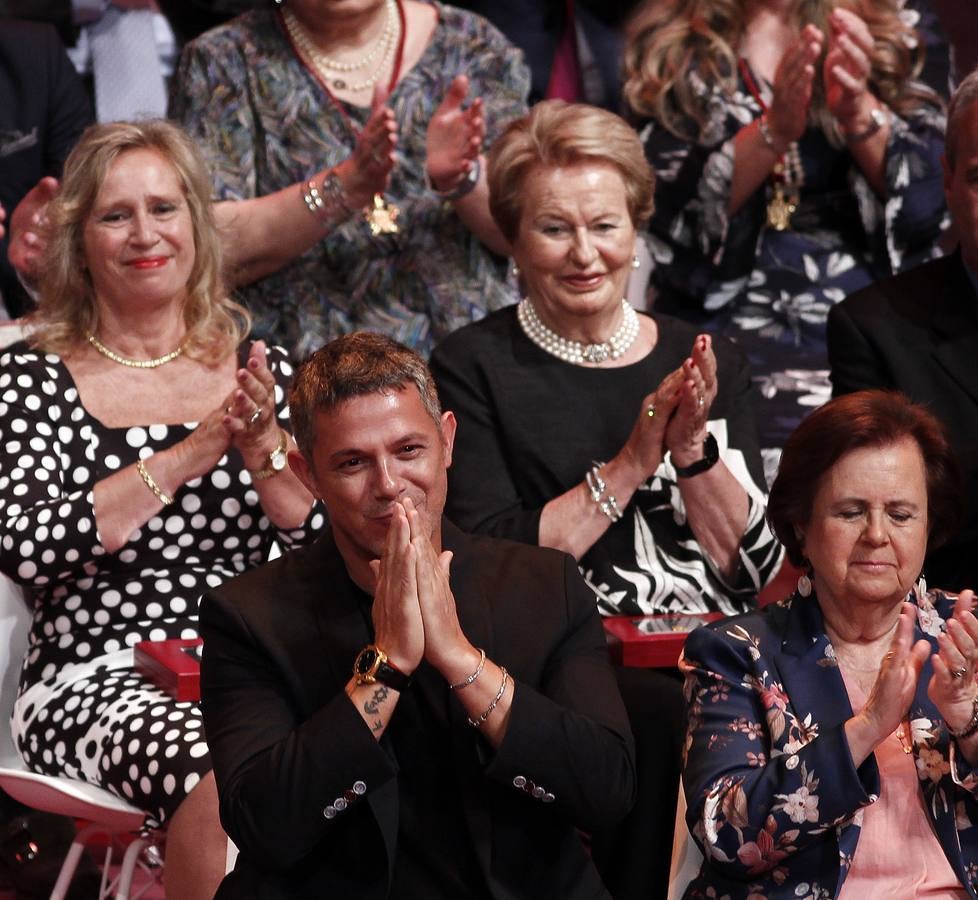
[1,342,325,822]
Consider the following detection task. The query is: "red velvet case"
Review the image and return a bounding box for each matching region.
[134,639,203,702]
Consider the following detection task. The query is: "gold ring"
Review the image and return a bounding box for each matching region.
[952,667,967,679]
[247,407,262,427]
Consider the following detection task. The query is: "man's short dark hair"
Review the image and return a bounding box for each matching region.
[289,332,443,461]
[768,390,963,567]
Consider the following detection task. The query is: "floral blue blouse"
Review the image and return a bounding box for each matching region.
[170,2,529,359]
[641,68,947,481]
[679,586,978,899]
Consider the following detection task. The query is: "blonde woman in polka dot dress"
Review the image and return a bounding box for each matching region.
[0,121,323,899]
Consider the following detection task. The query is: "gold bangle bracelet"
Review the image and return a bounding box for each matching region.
[136,458,174,506]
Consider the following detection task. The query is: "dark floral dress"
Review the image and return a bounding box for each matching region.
[641,53,947,482]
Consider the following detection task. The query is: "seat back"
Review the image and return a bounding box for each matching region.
[0,574,31,764]
[667,778,703,899]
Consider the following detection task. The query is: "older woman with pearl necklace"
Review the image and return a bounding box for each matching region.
[430,99,783,898]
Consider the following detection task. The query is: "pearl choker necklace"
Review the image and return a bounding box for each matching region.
[87,334,186,369]
[517,298,640,365]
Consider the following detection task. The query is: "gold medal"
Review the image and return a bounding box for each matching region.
[766,182,796,232]
[364,193,400,236]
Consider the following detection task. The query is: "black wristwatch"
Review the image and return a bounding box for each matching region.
[673,433,720,478]
[353,645,412,691]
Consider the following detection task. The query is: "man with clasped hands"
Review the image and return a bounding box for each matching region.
[198,332,636,898]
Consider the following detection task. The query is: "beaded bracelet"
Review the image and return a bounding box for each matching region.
[758,114,778,152]
[468,667,509,728]
[136,458,173,506]
[449,648,486,690]
[301,170,353,228]
[948,696,978,740]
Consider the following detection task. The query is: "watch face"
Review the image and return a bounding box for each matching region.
[355,648,379,677]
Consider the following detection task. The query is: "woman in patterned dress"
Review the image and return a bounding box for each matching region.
[0,121,322,899]
[680,390,978,898]
[171,0,530,359]
[624,0,948,479]
[430,100,783,899]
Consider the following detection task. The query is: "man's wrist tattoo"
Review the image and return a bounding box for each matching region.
[364,684,390,715]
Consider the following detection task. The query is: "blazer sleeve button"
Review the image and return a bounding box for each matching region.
[323,805,337,819]
[353,781,367,795]
[334,797,348,812]
[531,786,545,799]
[542,792,555,803]
[512,775,527,789]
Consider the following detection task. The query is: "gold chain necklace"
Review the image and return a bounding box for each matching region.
[87,333,186,369]
[283,2,399,93]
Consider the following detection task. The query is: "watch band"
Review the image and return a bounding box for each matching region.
[842,105,887,143]
[248,430,288,481]
[673,433,720,478]
[353,645,412,692]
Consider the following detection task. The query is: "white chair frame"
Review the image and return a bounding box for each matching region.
[0,574,163,899]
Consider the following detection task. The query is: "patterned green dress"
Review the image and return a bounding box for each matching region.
[171,2,529,358]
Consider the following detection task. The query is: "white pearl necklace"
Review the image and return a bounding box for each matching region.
[282,1,399,93]
[517,298,640,365]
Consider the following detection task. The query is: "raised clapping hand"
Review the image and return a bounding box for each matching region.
[929,591,978,736]
[766,24,824,152]
[824,8,876,128]
[8,177,58,288]
[858,606,931,743]
[222,341,284,471]
[665,334,719,466]
[425,74,485,193]
[340,83,399,209]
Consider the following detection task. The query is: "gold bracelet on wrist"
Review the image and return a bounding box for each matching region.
[136,458,174,506]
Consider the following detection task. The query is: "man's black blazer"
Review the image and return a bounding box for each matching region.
[199,521,635,899]
[827,250,978,591]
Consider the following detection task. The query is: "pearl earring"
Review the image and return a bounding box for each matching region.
[797,572,813,597]
[632,255,640,270]
[511,263,520,278]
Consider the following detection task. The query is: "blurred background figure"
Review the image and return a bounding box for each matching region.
[681,390,973,899]
[170,0,529,359]
[625,0,948,482]
[829,69,978,594]
[0,18,91,319]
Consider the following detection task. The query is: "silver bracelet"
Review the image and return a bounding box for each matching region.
[301,169,353,227]
[449,648,486,690]
[842,105,888,144]
[586,464,623,522]
[948,696,978,740]
[468,666,509,728]
[426,156,481,202]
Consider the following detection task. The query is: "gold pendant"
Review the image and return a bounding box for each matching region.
[766,183,796,232]
[364,193,400,236]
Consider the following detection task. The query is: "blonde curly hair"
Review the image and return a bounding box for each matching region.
[623,0,941,143]
[30,119,249,361]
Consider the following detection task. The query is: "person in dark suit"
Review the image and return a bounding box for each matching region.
[827,69,978,594]
[198,331,636,899]
[0,18,91,317]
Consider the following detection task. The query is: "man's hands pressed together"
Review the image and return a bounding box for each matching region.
[347,498,513,746]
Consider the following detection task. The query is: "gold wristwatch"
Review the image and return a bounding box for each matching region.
[248,430,288,481]
[353,645,412,691]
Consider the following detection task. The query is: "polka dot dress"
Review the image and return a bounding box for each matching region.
[0,342,324,825]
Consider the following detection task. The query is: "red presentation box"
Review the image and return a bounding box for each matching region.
[603,613,721,669]
[134,639,203,702]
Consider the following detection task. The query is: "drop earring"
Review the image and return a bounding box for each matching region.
[511,263,520,278]
[632,254,640,270]
[797,571,813,598]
